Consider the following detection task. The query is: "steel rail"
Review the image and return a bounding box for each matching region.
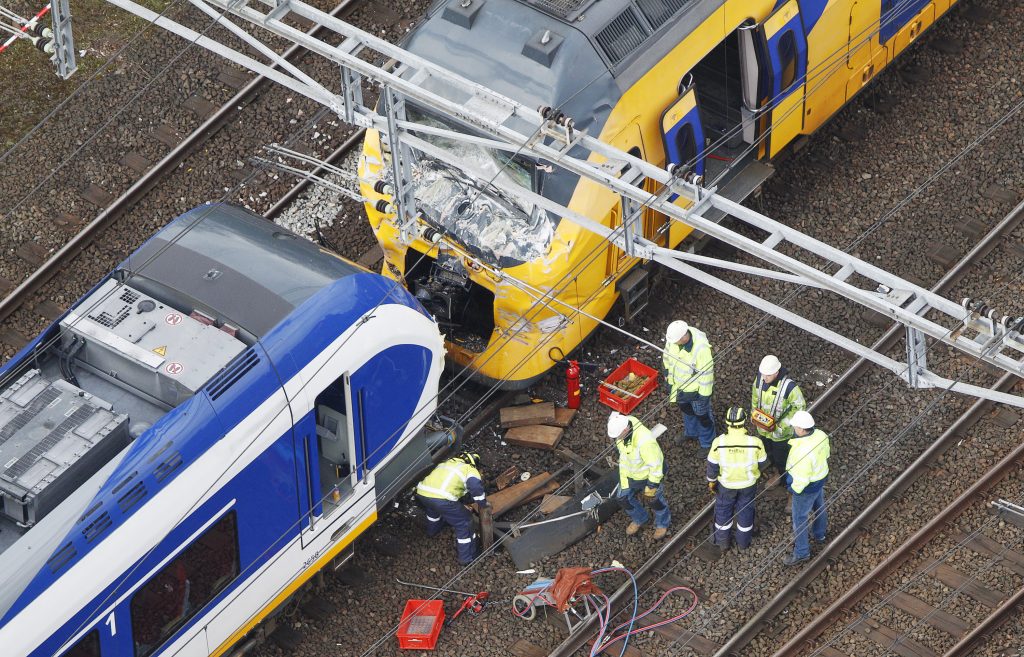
[709,200,1024,657]
[0,0,362,327]
[810,197,1024,414]
[771,371,1024,657]
[942,579,1024,657]
[546,200,1024,657]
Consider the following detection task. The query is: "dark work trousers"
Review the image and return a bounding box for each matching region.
[675,391,715,448]
[762,438,791,476]
[417,494,478,565]
[713,484,757,549]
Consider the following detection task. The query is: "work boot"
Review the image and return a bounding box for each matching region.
[652,527,668,540]
[783,553,809,567]
[626,522,641,536]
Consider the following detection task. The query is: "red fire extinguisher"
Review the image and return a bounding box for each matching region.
[566,360,581,409]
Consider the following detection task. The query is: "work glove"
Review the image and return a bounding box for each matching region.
[643,486,658,501]
[708,480,718,494]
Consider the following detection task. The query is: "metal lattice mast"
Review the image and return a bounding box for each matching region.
[71,0,1024,405]
[48,0,75,78]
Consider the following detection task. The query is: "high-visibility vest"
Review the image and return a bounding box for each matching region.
[416,459,481,501]
[750,373,807,442]
[615,416,664,488]
[708,426,767,489]
[785,429,830,494]
[663,328,714,401]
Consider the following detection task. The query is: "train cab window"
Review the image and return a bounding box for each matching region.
[315,376,355,514]
[778,31,798,91]
[63,631,101,657]
[130,512,239,657]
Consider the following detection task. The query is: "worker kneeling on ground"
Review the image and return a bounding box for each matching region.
[609,411,670,540]
[415,452,489,566]
[783,411,831,566]
[707,406,767,550]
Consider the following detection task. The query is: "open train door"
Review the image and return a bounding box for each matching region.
[758,0,807,158]
[660,81,705,179]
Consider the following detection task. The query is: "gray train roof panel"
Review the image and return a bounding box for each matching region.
[124,204,360,337]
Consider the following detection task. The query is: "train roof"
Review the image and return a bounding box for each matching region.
[125,204,360,338]
[0,206,432,628]
[407,0,721,133]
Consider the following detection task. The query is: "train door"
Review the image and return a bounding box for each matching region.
[847,0,888,99]
[660,82,704,180]
[758,0,807,158]
[606,126,646,277]
[298,370,373,548]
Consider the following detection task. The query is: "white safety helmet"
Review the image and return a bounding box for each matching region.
[759,354,782,376]
[666,320,689,343]
[790,410,815,430]
[607,412,630,438]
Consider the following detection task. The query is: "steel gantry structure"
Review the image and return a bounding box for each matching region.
[48,0,1024,406]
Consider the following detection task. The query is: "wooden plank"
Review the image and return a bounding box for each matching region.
[508,639,547,657]
[887,591,970,636]
[217,66,250,90]
[500,402,556,428]
[0,276,13,295]
[927,562,1008,608]
[495,466,520,490]
[590,635,646,657]
[479,505,493,551]
[953,532,1024,576]
[152,123,181,147]
[32,299,64,321]
[639,612,721,656]
[356,244,384,269]
[488,472,557,517]
[816,647,852,657]
[505,425,564,451]
[0,327,29,350]
[16,241,48,267]
[81,184,114,207]
[182,94,216,119]
[656,572,707,601]
[850,617,937,657]
[120,151,151,174]
[53,212,84,229]
[539,494,571,515]
[547,407,577,428]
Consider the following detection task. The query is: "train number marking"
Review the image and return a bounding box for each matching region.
[105,611,117,636]
[165,362,184,376]
[164,312,183,326]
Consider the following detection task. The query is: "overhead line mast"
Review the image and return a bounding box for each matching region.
[51,0,1024,406]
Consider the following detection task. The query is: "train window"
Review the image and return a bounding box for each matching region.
[63,631,101,657]
[778,31,798,91]
[130,512,239,657]
[673,125,697,168]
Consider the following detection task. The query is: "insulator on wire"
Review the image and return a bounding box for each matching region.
[373,180,393,195]
[374,200,394,215]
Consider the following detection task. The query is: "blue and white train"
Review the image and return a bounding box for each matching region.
[0,204,456,657]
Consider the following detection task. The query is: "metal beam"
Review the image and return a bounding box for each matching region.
[71,0,1024,406]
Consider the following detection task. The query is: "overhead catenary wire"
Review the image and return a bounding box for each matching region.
[16,2,1007,650]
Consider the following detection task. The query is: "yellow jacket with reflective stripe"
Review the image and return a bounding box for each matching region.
[663,328,714,401]
[615,416,664,488]
[785,429,830,494]
[750,374,807,442]
[416,459,482,501]
[707,426,767,489]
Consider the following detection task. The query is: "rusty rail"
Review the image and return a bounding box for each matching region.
[771,372,1024,656]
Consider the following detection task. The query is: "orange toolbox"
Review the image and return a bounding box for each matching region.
[397,599,445,650]
[599,358,658,414]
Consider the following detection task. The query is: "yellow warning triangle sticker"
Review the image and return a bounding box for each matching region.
[152,345,167,357]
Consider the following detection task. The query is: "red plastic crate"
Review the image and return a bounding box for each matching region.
[599,358,659,414]
[397,599,445,650]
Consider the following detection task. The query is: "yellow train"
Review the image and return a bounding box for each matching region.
[360,0,956,388]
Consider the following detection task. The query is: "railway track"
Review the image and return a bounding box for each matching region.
[0,0,357,321]
[0,0,404,356]
[540,202,1024,657]
[773,409,1024,657]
